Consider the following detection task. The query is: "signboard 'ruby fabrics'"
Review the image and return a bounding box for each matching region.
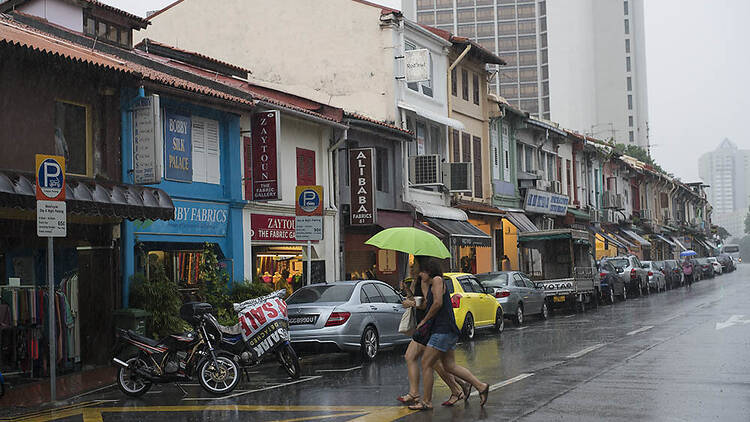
[251,111,280,200]
[349,148,376,226]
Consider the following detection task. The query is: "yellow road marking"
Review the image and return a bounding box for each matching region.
[7,401,100,422]
[9,405,416,422]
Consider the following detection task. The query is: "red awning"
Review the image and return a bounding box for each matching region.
[376,210,444,238]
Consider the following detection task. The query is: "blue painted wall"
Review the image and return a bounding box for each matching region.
[120,88,245,307]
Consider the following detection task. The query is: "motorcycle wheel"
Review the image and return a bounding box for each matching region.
[117,356,152,397]
[199,354,241,395]
[277,343,302,380]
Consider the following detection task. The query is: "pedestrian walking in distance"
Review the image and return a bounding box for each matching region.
[398,258,466,407]
[409,256,489,411]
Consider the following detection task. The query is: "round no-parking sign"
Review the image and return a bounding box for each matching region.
[35,155,66,201]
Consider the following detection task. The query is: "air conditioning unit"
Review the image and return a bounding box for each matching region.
[532,169,545,179]
[639,209,653,221]
[614,194,625,210]
[602,192,614,209]
[541,218,555,230]
[409,155,442,186]
[589,209,600,223]
[534,179,549,190]
[600,209,612,224]
[442,162,472,193]
[553,180,562,194]
[661,210,670,222]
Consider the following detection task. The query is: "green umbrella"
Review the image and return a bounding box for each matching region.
[365,227,451,259]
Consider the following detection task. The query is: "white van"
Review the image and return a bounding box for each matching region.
[721,244,741,263]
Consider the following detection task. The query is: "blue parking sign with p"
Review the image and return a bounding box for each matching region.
[295,185,323,217]
[35,154,65,201]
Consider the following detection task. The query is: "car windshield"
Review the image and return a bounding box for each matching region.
[476,273,509,287]
[287,285,355,304]
[607,258,629,269]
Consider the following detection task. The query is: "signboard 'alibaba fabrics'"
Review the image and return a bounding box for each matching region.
[349,148,376,226]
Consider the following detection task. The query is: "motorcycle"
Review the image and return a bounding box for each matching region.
[112,302,241,397]
[205,290,301,380]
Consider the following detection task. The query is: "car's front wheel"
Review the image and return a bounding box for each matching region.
[360,326,379,361]
[461,313,475,340]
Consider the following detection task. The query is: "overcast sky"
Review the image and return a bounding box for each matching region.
[106,0,748,182]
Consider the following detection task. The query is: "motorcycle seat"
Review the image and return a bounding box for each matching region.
[206,314,243,336]
[126,330,162,348]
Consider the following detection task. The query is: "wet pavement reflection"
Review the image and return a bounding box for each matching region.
[6,265,749,421]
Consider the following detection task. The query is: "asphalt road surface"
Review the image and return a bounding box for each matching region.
[8,264,750,421]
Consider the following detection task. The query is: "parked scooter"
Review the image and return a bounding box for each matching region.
[112,302,241,397]
[206,290,301,380]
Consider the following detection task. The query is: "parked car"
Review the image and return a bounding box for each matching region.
[601,256,648,296]
[444,273,504,340]
[661,260,683,289]
[286,280,411,361]
[642,261,667,292]
[598,260,627,302]
[707,257,723,275]
[475,271,548,325]
[717,254,736,273]
[695,258,714,279]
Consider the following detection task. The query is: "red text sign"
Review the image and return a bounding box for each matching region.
[251,111,280,200]
[243,135,253,200]
[251,213,298,241]
[238,297,288,339]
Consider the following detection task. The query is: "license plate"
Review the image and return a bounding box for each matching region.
[553,296,566,303]
[289,315,318,325]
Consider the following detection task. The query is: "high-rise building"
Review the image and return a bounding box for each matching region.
[699,139,750,216]
[411,0,649,148]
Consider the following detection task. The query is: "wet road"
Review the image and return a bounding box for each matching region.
[9,265,750,421]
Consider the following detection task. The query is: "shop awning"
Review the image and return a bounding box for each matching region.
[566,207,591,221]
[593,227,627,249]
[620,229,652,247]
[518,228,589,243]
[409,201,467,220]
[704,239,718,251]
[651,233,677,247]
[423,217,491,247]
[0,170,174,220]
[504,212,538,232]
[376,209,444,238]
[398,101,465,130]
[670,236,688,252]
[609,231,637,249]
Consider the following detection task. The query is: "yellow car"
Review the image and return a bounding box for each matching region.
[444,273,504,340]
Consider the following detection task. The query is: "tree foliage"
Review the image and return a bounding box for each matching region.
[715,225,731,241]
[129,257,185,338]
[614,143,666,174]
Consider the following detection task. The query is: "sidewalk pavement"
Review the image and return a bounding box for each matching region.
[0,366,115,412]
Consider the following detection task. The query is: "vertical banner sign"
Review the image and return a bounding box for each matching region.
[243,136,253,200]
[349,148,376,225]
[164,112,192,182]
[132,94,162,184]
[296,148,316,186]
[251,111,281,200]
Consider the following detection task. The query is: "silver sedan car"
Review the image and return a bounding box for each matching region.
[475,271,548,325]
[286,280,411,361]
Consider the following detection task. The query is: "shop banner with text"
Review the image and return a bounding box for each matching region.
[164,112,192,182]
[234,290,289,360]
[251,111,281,200]
[133,199,229,237]
[349,148,376,225]
[524,188,569,216]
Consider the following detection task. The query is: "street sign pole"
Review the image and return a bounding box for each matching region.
[35,154,65,403]
[47,236,55,401]
[307,241,311,286]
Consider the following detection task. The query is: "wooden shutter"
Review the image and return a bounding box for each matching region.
[452,129,460,162]
[191,118,206,182]
[462,132,471,163]
[204,118,220,184]
[473,136,482,198]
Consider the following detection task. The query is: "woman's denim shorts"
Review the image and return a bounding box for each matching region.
[427,332,459,352]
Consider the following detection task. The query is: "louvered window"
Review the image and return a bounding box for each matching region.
[191,116,221,184]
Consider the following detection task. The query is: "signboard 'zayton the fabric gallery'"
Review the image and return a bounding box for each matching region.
[349,148,376,225]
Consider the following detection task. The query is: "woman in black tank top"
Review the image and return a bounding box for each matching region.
[397,259,464,407]
[408,256,490,411]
